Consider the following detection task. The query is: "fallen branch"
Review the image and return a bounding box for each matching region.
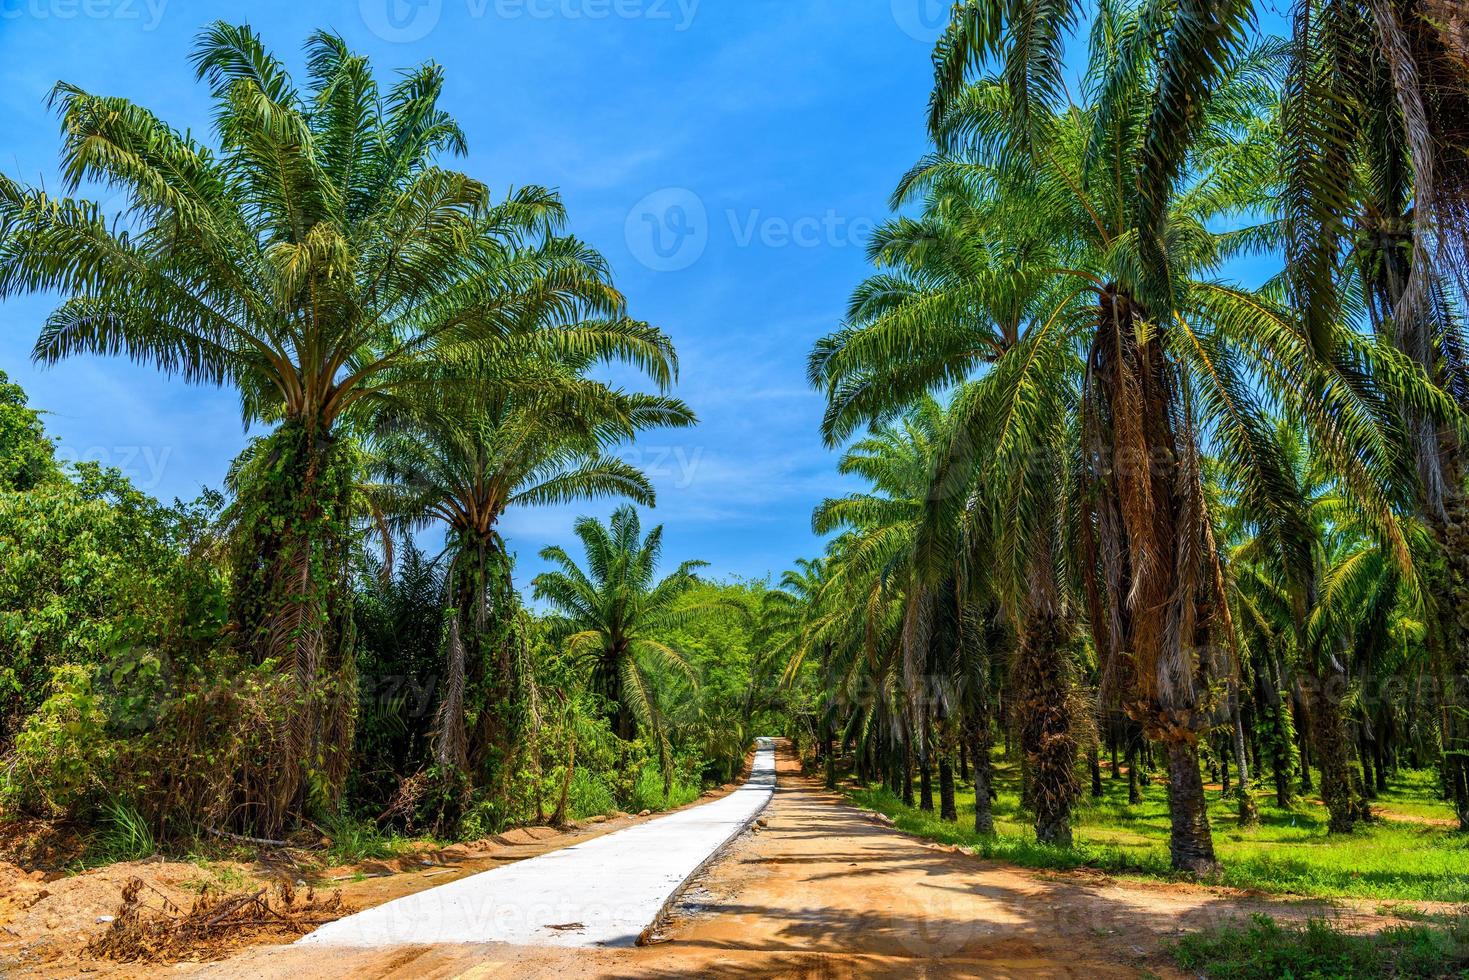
[204,827,292,848]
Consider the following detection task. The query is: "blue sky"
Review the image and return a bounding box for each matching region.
[0,0,967,587]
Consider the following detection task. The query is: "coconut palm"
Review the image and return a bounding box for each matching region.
[0,24,669,834]
[367,353,695,785]
[533,506,707,757]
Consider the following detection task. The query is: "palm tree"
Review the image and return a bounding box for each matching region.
[367,352,694,785]
[533,506,707,758]
[0,25,667,834]
[812,401,953,814]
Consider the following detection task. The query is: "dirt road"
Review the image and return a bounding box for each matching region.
[185,742,1345,978]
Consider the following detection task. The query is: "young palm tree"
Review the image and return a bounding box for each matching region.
[367,355,695,786]
[533,506,707,759]
[0,25,666,833]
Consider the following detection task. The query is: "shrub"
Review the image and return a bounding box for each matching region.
[1,665,117,819]
[566,768,617,820]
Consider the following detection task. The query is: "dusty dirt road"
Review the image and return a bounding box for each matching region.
[178,742,1351,979]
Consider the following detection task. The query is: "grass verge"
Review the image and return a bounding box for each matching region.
[1171,913,1469,978]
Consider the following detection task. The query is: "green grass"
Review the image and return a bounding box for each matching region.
[82,800,156,865]
[848,757,1469,902]
[1171,913,1469,978]
[626,766,702,814]
[317,811,420,864]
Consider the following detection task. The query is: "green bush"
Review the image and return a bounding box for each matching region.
[1,665,117,819]
[90,800,156,864]
[626,764,701,814]
[318,810,407,863]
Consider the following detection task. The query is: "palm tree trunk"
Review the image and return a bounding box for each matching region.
[1230,687,1258,825]
[902,740,915,806]
[1084,285,1222,870]
[939,755,957,822]
[919,715,935,811]
[1015,612,1076,847]
[1430,479,1469,832]
[967,714,995,835]
[1165,739,1217,872]
[1293,684,1315,793]
[434,614,470,770]
[228,420,357,835]
[1127,733,1143,804]
[1308,664,1359,834]
[1090,745,1104,797]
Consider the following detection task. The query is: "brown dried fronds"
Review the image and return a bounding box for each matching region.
[85,876,349,963]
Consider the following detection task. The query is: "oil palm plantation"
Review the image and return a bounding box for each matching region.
[818,9,1443,868]
[931,0,1469,831]
[0,24,667,834]
[1224,421,1426,830]
[366,351,695,788]
[811,401,952,814]
[533,506,708,760]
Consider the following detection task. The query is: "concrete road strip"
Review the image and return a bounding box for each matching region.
[298,738,777,949]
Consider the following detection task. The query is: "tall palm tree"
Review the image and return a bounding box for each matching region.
[0,24,667,834]
[533,506,707,759]
[367,354,695,786]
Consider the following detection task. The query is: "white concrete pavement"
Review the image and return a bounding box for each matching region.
[298,738,777,949]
